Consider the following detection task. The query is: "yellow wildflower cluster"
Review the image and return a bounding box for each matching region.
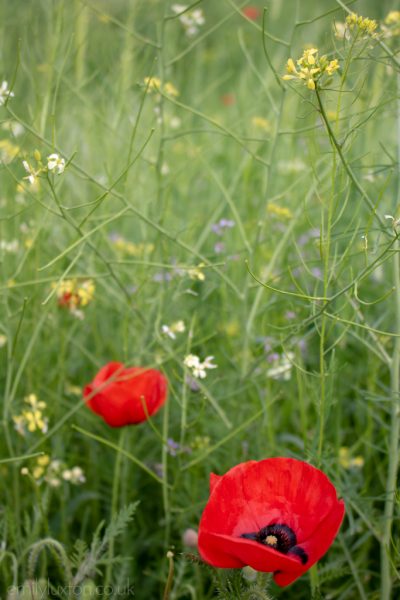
[52,279,95,309]
[267,202,293,220]
[21,455,86,487]
[144,77,179,97]
[112,236,155,257]
[339,447,364,470]
[13,394,48,435]
[188,264,206,281]
[283,48,340,91]
[382,11,400,37]
[346,13,378,36]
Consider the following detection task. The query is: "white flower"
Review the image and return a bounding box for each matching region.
[172,4,205,36]
[172,4,187,14]
[170,116,181,129]
[0,240,19,253]
[47,153,65,174]
[184,353,217,379]
[162,324,175,339]
[162,320,185,339]
[0,334,7,348]
[161,162,170,176]
[2,120,24,136]
[22,160,38,185]
[266,352,295,381]
[0,81,14,106]
[62,466,86,484]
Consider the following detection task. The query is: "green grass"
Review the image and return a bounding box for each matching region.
[1,0,400,598]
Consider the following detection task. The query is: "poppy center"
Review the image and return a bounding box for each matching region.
[265,534,278,547]
[241,523,308,565]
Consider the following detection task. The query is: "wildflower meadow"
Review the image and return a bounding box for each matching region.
[1,0,400,598]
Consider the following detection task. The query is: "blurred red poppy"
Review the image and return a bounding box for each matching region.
[220,93,235,106]
[84,362,167,427]
[198,458,345,586]
[242,6,261,21]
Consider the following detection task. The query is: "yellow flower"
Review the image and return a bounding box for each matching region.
[25,393,46,411]
[286,58,297,74]
[188,264,206,281]
[346,13,377,36]
[267,203,293,220]
[382,11,400,37]
[251,117,271,132]
[23,409,47,433]
[385,11,400,25]
[164,82,179,97]
[144,76,162,92]
[326,59,340,76]
[77,280,95,306]
[282,47,339,90]
[339,447,364,469]
[33,466,45,479]
[37,454,50,467]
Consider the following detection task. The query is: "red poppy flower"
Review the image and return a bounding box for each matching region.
[220,93,235,106]
[83,362,167,427]
[198,458,345,586]
[242,6,261,21]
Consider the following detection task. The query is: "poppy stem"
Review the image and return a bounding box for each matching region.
[309,564,320,597]
[163,551,175,600]
[104,428,127,588]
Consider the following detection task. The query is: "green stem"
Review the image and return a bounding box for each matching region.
[104,428,126,588]
[315,86,337,465]
[380,73,400,600]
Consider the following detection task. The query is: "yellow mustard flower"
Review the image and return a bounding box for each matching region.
[346,13,378,36]
[283,47,339,90]
[267,203,293,220]
[251,116,271,132]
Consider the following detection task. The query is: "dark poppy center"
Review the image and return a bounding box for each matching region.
[241,523,308,565]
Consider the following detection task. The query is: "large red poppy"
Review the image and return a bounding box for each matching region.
[83,362,167,427]
[198,458,345,586]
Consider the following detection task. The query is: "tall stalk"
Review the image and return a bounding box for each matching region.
[380,72,400,600]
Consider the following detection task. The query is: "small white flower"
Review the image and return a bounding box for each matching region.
[202,356,217,370]
[0,334,7,348]
[47,153,65,174]
[184,353,217,379]
[0,81,14,106]
[62,466,86,484]
[184,354,200,368]
[170,116,181,129]
[172,4,187,14]
[2,120,24,136]
[0,240,19,253]
[266,352,294,381]
[172,4,205,37]
[161,162,170,176]
[162,320,185,339]
[162,324,176,339]
[22,160,38,185]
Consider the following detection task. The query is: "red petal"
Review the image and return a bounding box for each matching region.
[274,499,346,586]
[83,362,167,427]
[210,473,222,494]
[199,532,304,575]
